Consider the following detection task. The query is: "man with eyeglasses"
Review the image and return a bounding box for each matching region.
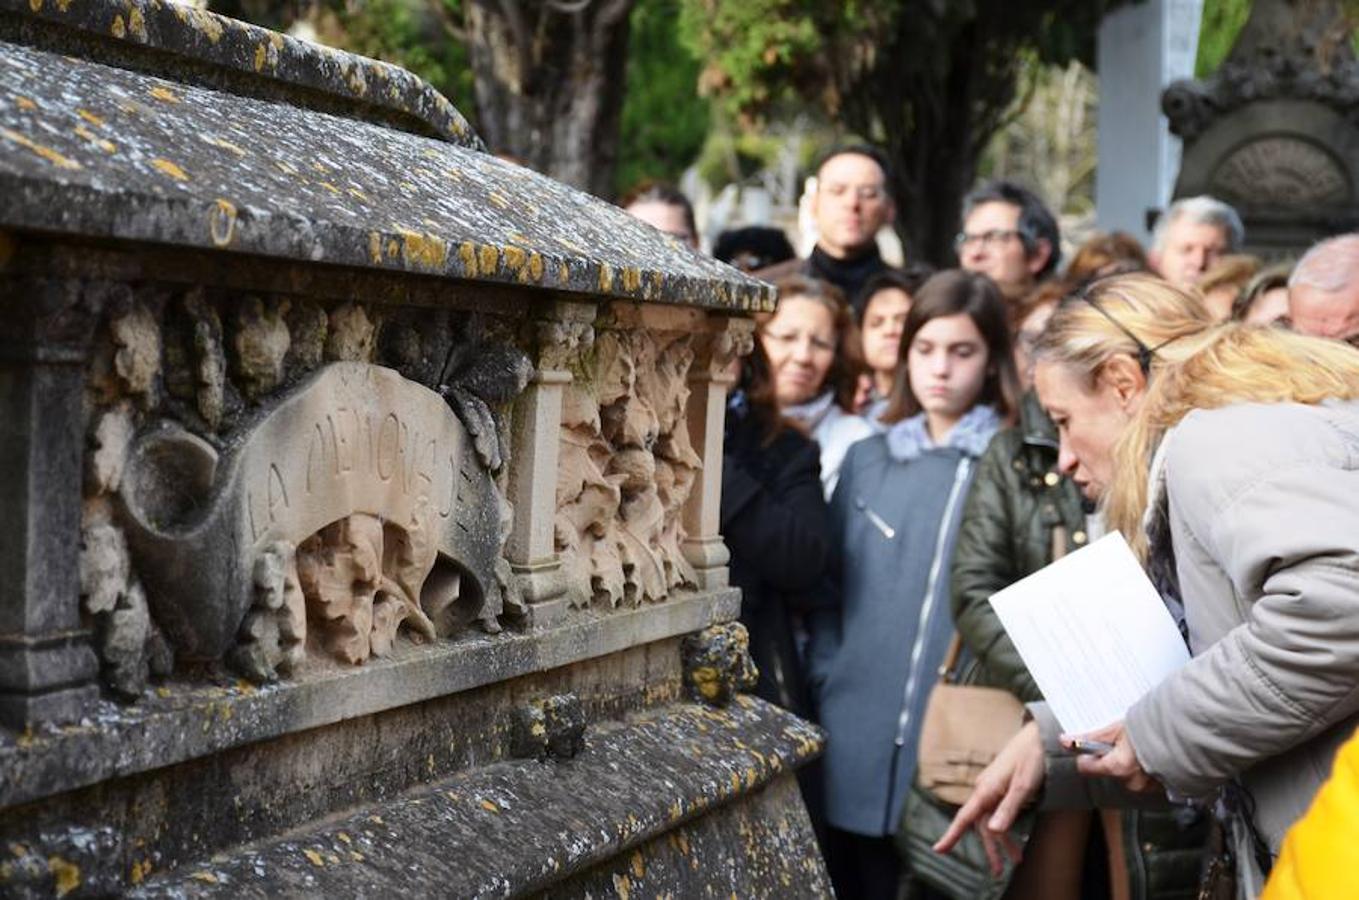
[758,145,896,313]
[955,180,1061,305]
[1287,233,1359,347]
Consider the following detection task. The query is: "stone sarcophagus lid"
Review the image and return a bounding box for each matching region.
[0,1,829,894]
[1162,0,1359,255]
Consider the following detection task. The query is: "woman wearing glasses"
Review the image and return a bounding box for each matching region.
[809,270,1020,898]
[935,273,1359,896]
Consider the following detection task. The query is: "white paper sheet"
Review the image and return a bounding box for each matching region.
[987,531,1191,735]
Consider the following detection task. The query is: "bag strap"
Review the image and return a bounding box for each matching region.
[937,632,964,682]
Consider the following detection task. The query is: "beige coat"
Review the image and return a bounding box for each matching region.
[1126,400,1359,873]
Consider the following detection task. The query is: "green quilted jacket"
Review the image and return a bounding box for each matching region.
[949,391,1209,900]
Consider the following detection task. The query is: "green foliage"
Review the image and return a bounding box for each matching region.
[615,0,711,195]
[1197,0,1252,76]
[323,0,475,116]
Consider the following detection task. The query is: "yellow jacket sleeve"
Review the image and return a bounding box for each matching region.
[1263,726,1359,900]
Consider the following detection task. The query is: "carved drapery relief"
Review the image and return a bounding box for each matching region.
[80,290,530,694]
[554,328,700,609]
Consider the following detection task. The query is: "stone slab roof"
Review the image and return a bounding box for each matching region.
[0,0,773,310]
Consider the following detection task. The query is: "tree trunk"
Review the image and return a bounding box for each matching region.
[465,0,634,198]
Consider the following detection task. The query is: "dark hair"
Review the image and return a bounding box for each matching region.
[761,274,863,412]
[854,263,935,325]
[815,144,893,186]
[619,180,697,242]
[880,270,1020,425]
[1065,231,1149,286]
[735,338,789,445]
[713,226,796,272]
[961,180,1062,278]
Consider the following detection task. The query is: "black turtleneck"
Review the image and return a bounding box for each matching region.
[808,244,888,313]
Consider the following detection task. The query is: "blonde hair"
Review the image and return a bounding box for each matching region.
[1035,273,1359,559]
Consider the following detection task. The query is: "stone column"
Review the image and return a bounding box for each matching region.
[0,274,100,729]
[681,315,754,589]
[506,300,596,629]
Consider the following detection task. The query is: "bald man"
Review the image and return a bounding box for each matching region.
[1288,234,1359,345]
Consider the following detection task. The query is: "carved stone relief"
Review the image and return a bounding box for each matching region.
[1209,136,1350,207]
[554,328,700,609]
[80,290,531,694]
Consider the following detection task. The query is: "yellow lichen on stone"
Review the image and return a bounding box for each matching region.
[74,125,116,154]
[303,849,325,867]
[0,128,81,170]
[386,239,398,258]
[622,267,641,292]
[46,856,80,898]
[349,851,364,862]
[129,859,153,884]
[206,136,246,157]
[149,86,181,104]
[253,44,267,72]
[527,252,544,282]
[612,873,631,900]
[151,158,189,182]
[459,241,478,277]
[209,195,242,243]
[502,245,527,276]
[480,799,499,813]
[487,191,510,210]
[27,0,41,11]
[189,871,219,884]
[189,8,224,43]
[127,6,147,40]
[16,97,37,111]
[347,187,368,201]
[77,109,105,127]
[598,263,615,293]
[630,851,645,879]
[478,243,498,274]
[367,231,383,264]
[337,832,352,845]
[110,14,125,37]
[274,160,298,176]
[317,181,341,196]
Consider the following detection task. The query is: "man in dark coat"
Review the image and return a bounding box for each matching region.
[757,145,895,313]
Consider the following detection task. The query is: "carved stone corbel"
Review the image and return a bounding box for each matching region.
[680,315,755,588]
[506,300,596,628]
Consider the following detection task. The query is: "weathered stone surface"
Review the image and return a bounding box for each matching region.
[0,587,740,811]
[231,296,290,400]
[116,362,506,664]
[323,303,375,364]
[86,402,135,495]
[0,0,480,149]
[127,697,826,899]
[511,693,587,761]
[0,39,773,311]
[682,622,759,707]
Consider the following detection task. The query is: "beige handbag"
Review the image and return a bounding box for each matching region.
[915,633,1028,805]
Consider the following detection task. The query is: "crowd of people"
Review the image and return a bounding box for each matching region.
[622,147,1359,900]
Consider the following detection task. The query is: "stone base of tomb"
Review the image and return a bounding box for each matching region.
[0,589,829,898]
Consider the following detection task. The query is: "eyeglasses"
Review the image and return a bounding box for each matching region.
[954,228,1022,251]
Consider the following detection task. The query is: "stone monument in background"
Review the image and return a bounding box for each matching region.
[0,0,829,894]
[1163,0,1359,257]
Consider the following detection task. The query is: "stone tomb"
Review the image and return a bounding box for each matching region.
[0,0,829,894]
[1162,0,1359,256]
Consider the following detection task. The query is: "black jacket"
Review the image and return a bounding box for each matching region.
[721,405,830,719]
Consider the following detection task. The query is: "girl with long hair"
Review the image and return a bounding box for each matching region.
[810,270,1020,899]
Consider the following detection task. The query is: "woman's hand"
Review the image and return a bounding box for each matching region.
[1063,721,1161,794]
[933,719,1045,875]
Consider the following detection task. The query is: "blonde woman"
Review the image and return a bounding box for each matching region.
[934,273,1359,896]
